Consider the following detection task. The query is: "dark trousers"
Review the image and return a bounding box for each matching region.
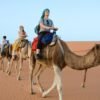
[37,31,49,49]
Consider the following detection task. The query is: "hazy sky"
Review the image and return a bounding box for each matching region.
[0,0,100,43]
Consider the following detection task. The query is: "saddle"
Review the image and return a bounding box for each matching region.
[13,39,28,51]
[3,44,9,50]
[19,39,28,48]
[32,34,57,52]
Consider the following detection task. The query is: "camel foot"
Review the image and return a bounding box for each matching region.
[17,77,21,81]
[33,81,37,85]
[5,70,8,73]
[42,91,47,98]
[7,71,11,75]
[39,88,44,93]
[30,90,36,95]
[81,83,86,88]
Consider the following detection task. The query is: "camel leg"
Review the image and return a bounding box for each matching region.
[33,64,42,79]
[56,68,62,100]
[15,60,18,75]
[0,61,1,70]
[42,74,56,97]
[33,64,42,85]
[6,61,10,73]
[29,57,35,94]
[42,65,62,100]
[2,63,5,72]
[34,64,46,93]
[81,69,87,88]
[1,59,5,72]
[1,60,4,72]
[17,58,23,80]
[6,59,13,75]
[0,60,2,70]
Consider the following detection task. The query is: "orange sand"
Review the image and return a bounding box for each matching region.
[0,42,100,100]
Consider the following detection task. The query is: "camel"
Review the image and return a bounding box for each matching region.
[30,37,100,100]
[0,44,12,72]
[6,39,33,80]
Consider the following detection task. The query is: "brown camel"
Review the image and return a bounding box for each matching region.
[0,44,12,72]
[30,37,100,100]
[6,39,33,80]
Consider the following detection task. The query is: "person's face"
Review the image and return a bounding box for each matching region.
[44,11,49,18]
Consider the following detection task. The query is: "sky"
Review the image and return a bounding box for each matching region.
[0,0,100,43]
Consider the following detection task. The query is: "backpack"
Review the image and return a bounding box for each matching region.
[34,24,40,35]
[34,19,44,35]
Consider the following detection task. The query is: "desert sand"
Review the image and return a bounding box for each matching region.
[0,42,100,100]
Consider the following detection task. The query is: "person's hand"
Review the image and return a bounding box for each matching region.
[50,27,58,31]
[50,26,54,30]
[54,27,58,31]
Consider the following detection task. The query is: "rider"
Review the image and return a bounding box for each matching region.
[36,8,58,59]
[12,25,27,59]
[1,35,9,56]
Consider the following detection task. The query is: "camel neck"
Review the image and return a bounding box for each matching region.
[61,41,99,70]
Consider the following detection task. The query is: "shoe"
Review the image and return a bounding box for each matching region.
[49,42,55,46]
[35,53,42,59]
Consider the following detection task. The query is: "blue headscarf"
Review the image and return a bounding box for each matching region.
[41,8,50,19]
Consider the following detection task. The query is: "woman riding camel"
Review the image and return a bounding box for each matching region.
[36,8,58,59]
[12,25,27,59]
